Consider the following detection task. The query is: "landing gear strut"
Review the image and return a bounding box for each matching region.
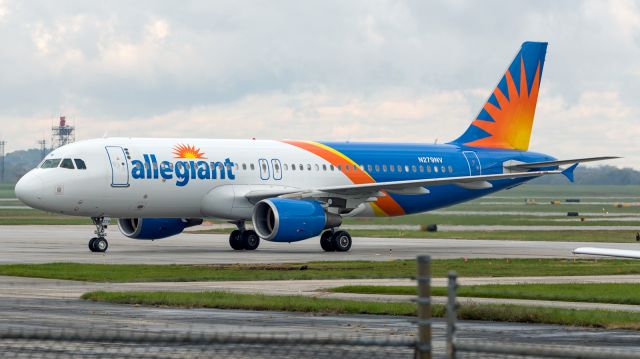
[229,221,260,251]
[89,217,109,253]
[320,229,352,252]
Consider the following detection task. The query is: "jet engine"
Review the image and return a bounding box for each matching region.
[117,218,203,240]
[252,198,342,242]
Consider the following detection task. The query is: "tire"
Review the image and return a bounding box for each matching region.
[93,238,108,253]
[88,238,98,252]
[241,230,260,250]
[320,231,335,252]
[331,231,352,252]
[229,230,243,250]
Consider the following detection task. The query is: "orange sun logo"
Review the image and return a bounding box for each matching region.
[172,144,207,159]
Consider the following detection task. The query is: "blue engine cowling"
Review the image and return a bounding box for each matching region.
[252,198,342,242]
[117,218,203,240]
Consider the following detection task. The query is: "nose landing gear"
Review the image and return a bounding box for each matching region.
[228,221,260,250]
[89,217,109,253]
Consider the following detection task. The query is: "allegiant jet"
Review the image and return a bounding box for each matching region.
[15,42,617,253]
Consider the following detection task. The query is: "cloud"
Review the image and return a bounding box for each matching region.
[0,0,637,169]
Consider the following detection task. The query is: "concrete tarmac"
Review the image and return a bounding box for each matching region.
[3,225,640,264]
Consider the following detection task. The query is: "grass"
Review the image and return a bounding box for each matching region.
[1,258,640,282]
[0,183,16,198]
[81,290,640,330]
[329,283,640,305]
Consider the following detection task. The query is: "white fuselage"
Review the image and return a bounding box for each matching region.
[16,138,378,219]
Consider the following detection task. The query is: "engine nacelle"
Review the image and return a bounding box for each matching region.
[252,198,342,242]
[117,218,203,240]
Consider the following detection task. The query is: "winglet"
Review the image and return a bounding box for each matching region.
[562,163,579,183]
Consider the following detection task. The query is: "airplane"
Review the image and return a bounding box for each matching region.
[573,247,640,259]
[14,41,618,253]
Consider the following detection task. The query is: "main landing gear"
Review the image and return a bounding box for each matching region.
[89,217,109,253]
[320,230,352,252]
[229,221,260,251]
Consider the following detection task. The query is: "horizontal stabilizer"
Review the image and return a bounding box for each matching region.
[505,156,619,170]
[573,247,640,259]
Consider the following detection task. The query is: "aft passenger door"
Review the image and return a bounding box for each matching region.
[105,146,130,187]
[462,151,482,176]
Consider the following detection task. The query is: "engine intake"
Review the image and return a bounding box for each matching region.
[252,198,342,242]
[118,218,203,240]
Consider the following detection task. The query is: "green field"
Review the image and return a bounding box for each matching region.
[1,258,639,282]
[81,290,640,330]
[329,283,640,305]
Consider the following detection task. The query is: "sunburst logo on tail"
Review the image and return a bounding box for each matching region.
[465,57,541,150]
[172,144,207,159]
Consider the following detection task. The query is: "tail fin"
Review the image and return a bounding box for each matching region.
[451,41,547,151]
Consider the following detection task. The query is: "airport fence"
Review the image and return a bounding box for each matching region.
[444,271,640,359]
[3,256,640,358]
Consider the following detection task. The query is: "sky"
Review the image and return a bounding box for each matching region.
[0,0,638,168]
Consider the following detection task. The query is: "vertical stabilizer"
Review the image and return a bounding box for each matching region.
[451,42,547,151]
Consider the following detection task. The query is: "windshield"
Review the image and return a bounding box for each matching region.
[40,159,61,169]
[60,158,75,169]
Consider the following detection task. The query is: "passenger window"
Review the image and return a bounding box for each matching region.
[345,164,350,171]
[40,159,61,169]
[283,164,288,171]
[315,164,320,171]
[419,165,424,173]
[397,165,402,172]
[405,165,410,172]
[382,164,387,172]
[250,163,255,170]
[338,165,342,171]
[390,165,395,172]
[441,166,446,173]
[74,159,87,169]
[60,158,75,169]
[307,164,312,171]
[427,165,432,173]
[322,164,327,171]
[299,164,303,171]
[242,163,247,170]
[434,166,439,173]
[330,165,334,171]
[375,164,380,172]
[448,165,453,173]
[367,164,372,172]
[411,165,417,173]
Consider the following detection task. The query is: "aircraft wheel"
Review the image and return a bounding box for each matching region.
[88,238,98,252]
[320,231,335,252]
[93,238,108,253]
[229,230,243,250]
[332,231,352,252]
[241,230,260,250]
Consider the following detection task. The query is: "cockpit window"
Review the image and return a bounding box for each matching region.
[40,159,61,169]
[74,159,87,170]
[60,158,75,169]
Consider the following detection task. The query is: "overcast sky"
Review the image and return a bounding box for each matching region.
[0,1,638,168]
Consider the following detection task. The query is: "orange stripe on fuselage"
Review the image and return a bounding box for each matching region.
[282,140,405,216]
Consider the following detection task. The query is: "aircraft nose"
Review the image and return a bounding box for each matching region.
[15,172,44,208]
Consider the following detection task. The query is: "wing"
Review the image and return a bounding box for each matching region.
[573,247,640,259]
[505,156,619,170]
[245,170,560,204]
